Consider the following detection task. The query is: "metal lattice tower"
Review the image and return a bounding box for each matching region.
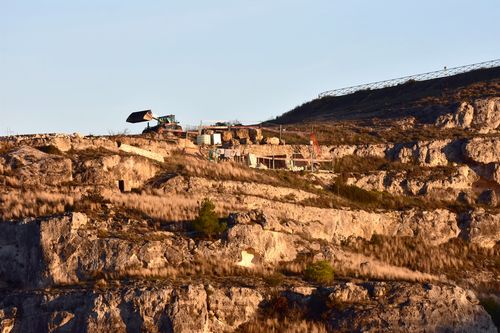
[318,59,500,98]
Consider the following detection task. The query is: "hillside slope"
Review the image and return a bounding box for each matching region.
[273,66,500,124]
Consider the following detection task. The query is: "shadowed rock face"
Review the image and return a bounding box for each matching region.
[0,213,193,288]
[323,282,497,333]
[0,284,261,333]
[0,219,43,287]
[0,282,495,333]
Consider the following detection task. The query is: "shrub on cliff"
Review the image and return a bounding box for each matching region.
[304,260,334,284]
[192,198,227,238]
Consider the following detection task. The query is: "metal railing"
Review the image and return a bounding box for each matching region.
[318,59,500,98]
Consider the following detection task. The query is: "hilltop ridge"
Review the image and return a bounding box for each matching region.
[272,66,500,124]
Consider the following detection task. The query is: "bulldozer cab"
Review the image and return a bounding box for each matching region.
[157,115,176,124]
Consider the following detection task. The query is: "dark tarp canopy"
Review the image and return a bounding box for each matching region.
[126,110,155,123]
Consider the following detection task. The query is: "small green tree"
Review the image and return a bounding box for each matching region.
[192,198,226,238]
[304,260,334,284]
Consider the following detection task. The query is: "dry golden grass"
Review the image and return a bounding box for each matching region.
[0,190,79,220]
[102,189,241,223]
[162,152,271,183]
[86,255,281,286]
[161,151,322,193]
[279,253,439,285]
[238,317,328,333]
[0,142,15,155]
[345,235,500,290]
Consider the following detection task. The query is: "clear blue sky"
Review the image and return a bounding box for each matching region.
[1,0,499,135]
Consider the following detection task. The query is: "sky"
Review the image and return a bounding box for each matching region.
[1,0,499,135]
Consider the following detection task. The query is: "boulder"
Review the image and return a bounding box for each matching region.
[248,128,263,144]
[391,140,457,167]
[472,97,500,133]
[414,140,451,167]
[234,128,250,141]
[221,131,233,142]
[435,102,474,129]
[460,208,500,248]
[228,209,268,228]
[226,224,298,263]
[463,137,500,164]
[393,145,414,164]
[262,137,280,145]
[329,145,357,159]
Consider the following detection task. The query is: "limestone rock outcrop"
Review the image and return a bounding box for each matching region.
[0,282,495,333]
[0,284,263,333]
[435,101,475,129]
[345,165,478,200]
[1,131,499,332]
[391,140,462,167]
[230,205,460,249]
[435,98,500,133]
[74,154,160,189]
[329,144,388,159]
[463,137,500,164]
[324,282,496,332]
[0,146,72,185]
[472,97,500,132]
[0,213,193,288]
[460,208,500,248]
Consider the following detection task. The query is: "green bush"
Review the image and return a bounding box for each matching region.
[304,260,334,284]
[192,198,226,238]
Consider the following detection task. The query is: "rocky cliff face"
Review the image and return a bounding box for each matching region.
[0,206,497,332]
[436,98,500,133]
[345,165,479,201]
[0,282,495,333]
[0,129,498,332]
